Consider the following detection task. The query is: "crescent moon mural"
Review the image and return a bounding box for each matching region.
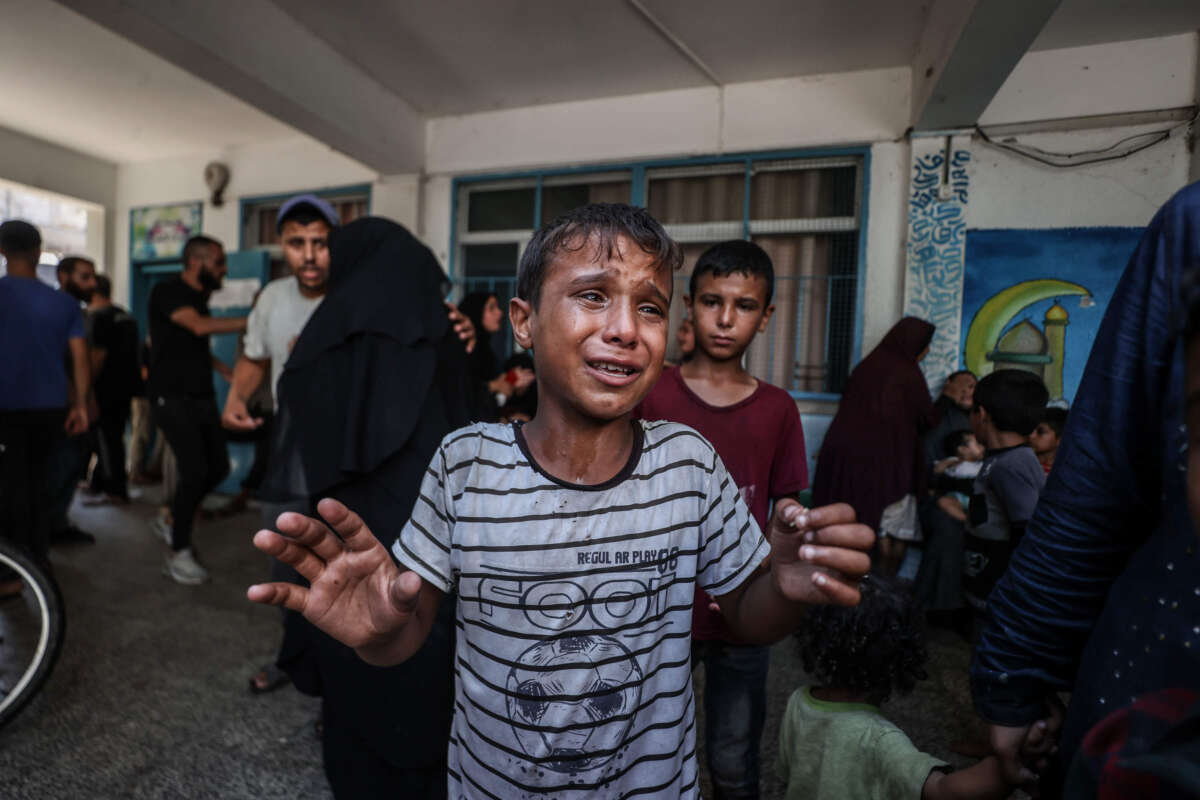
[963,279,1092,377]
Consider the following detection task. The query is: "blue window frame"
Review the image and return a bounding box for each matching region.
[449,147,870,400]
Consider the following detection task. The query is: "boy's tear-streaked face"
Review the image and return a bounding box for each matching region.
[527,235,671,421]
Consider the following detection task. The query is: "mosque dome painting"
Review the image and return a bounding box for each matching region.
[958,227,1146,407]
[963,279,1091,403]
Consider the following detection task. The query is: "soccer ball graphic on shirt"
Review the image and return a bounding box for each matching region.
[506,635,644,774]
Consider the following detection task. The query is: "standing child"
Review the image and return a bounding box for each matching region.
[1029,407,1067,475]
[780,574,1054,799]
[247,204,874,799]
[639,240,809,799]
[962,370,1048,614]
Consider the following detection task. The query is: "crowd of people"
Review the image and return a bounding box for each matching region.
[1,185,1197,799]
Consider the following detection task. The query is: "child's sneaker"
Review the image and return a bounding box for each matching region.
[150,515,172,546]
[163,548,209,585]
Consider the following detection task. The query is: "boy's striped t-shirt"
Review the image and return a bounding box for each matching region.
[395,420,769,799]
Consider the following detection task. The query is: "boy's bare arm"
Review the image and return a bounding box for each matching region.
[170,306,247,336]
[922,757,1011,800]
[925,710,1059,799]
[716,501,873,644]
[933,457,958,476]
[936,495,968,522]
[247,498,440,666]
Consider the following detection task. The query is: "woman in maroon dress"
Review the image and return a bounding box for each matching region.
[813,316,936,574]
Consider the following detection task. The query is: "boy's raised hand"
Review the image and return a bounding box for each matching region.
[768,499,873,606]
[246,498,422,652]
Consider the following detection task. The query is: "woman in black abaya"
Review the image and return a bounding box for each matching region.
[266,217,472,799]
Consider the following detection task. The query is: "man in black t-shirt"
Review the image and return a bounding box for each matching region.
[85,274,142,503]
[147,235,246,584]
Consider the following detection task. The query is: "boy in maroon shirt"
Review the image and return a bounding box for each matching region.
[638,240,808,799]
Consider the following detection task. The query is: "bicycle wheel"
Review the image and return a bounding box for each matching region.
[0,540,66,730]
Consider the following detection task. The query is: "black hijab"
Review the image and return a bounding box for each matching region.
[266,216,463,499]
[458,290,498,383]
[267,218,470,766]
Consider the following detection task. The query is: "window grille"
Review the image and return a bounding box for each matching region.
[451,154,863,395]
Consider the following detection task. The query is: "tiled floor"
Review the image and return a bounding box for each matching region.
[0,490,979,799]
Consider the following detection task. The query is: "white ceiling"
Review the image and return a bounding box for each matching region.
[0,0,299,164]
[275,0,933,115]
[4,0,1199,166]
[1034,0,1200,50]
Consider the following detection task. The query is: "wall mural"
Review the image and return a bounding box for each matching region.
[130,201,202,261]
[959,227,1143,404]
[903,138,971,392]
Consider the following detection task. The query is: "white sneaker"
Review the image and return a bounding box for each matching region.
[150,516,172,546]
[163,548,209,585]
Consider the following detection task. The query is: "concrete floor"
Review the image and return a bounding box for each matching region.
[0,490,329,799]
[0,490,983,799]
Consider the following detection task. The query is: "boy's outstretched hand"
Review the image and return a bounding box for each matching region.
[768,499,873,606]
[247,498,428,663]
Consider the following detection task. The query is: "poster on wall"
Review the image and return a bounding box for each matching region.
[959,227,1143,405]
[130,202,202,261]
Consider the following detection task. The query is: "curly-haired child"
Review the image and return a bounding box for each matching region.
[779,575,1054,799]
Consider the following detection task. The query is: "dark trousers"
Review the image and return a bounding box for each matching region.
[321,699,447,800]
[152,394,228,551]
[913,498,966,612]
[89,402,131,499]
[693,639,770,800]
[48,429,89,537]
[0,408,65,564]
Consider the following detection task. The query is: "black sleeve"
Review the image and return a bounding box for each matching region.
[150,281,191,319]
[89,311,114,351]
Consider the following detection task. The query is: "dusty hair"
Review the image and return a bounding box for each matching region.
[516,203,681,307]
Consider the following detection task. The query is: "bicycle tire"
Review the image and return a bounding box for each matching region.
[0,541,66,730]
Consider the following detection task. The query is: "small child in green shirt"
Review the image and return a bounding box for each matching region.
[779,575,1055,799]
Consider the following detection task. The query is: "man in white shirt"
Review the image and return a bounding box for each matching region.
[223,193,337,693]
[223,193,336,430]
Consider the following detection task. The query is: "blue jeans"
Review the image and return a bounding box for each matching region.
[693,639,770,800]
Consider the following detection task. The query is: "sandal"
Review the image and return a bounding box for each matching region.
[248,664,290,694]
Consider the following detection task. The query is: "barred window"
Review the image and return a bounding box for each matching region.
[452,154,864,396]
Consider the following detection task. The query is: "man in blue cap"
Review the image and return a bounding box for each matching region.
[222,193,337,435]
